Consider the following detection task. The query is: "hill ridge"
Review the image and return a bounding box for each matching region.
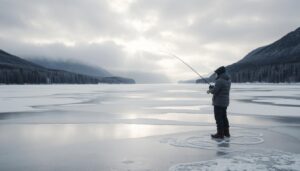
[196,27,300,83]
[0,49,135,84]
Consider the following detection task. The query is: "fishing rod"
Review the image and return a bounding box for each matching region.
[166,53,212,86]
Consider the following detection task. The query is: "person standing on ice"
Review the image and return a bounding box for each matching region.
[207,66,231,139]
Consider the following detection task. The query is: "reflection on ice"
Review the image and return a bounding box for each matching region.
[0,124,202,141]
[153,105,205,110]
[143,113,212,123]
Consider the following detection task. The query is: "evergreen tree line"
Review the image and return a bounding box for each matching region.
[0,66,99,84]
[228,62,300,83]
[196,62,300,83]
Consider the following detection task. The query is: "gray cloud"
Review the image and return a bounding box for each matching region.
[0,0,134,40]
[0,0,299,82]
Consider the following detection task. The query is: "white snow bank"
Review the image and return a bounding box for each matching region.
[169,150,300,171]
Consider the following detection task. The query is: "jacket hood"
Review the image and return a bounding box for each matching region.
[217,72,230,81]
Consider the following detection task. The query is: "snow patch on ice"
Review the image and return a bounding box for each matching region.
[169,150,300,171]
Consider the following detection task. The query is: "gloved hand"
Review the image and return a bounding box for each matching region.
[207,85,214,94]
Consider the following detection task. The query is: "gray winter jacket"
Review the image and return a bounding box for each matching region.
[210,73,231,107]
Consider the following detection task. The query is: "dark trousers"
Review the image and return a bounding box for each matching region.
[214,106,229,129]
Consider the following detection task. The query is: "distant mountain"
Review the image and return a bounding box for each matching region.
[0,49,135,84]
[197,27,300,83]
[0,49,44,70]
[28,58,135,84]
[237,28,300,65]
[28,58,112,78]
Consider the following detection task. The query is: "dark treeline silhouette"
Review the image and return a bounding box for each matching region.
[228,63,300,83]
[98,76,135,84]
[197,62,300,84]
[0,64,99,84]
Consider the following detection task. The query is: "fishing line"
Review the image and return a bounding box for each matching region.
[161,51,212,86]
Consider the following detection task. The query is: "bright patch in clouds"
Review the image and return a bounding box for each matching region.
[124,37,163,54]
[107,0,136,13]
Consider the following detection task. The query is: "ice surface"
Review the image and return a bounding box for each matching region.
[253,98,300,106]
[0,96,81,113]
[153,105,206,110]
[0,84,299,171]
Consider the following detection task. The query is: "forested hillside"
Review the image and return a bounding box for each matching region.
[227,27,300,83]
[0,50,100,84]
[196,27,300,83]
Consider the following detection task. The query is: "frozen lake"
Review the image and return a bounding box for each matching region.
[0,84,300,171]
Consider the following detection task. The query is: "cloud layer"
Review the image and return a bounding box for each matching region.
[0,0,299,82]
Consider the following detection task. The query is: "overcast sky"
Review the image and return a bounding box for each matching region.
[0,0,299,83]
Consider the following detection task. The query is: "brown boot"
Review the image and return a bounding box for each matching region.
[224,127,230,138]
[211,128,224,139]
